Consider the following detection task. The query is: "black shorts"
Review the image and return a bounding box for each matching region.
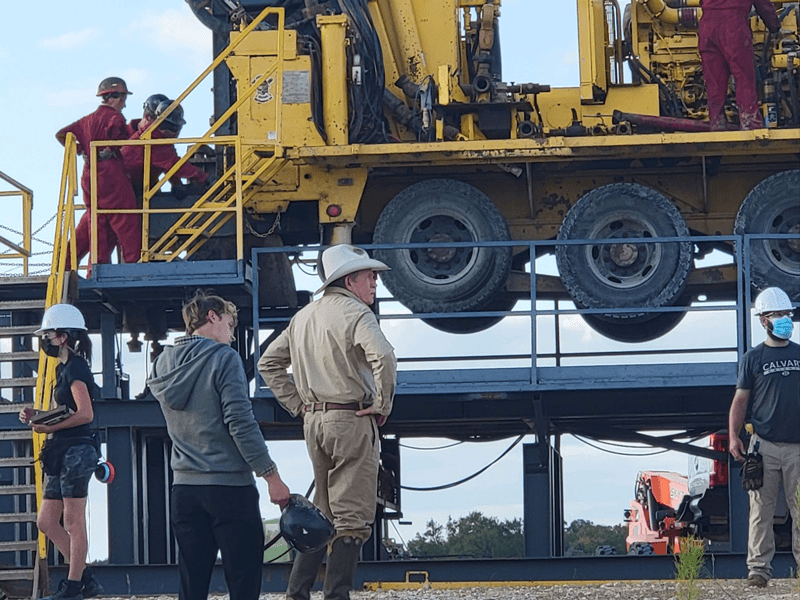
[43,443,98,500]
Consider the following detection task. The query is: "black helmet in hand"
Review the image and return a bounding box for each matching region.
[279,494,335,553]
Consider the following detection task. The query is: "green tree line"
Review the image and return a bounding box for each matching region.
[406,512,626,558]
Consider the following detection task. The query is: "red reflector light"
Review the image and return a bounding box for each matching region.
[326,205,342,217]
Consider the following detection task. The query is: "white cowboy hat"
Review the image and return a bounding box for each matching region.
[315,244,389,294]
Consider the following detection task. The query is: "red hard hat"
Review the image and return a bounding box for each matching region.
[97,77,132,97]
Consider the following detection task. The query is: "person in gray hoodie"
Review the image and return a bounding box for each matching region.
[148,290,290,600]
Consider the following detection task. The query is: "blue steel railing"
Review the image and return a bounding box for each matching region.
[251,233,797,397]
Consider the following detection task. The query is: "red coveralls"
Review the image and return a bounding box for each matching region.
[56,105,142,265]
[121,128,208,196]
[698,0,781,130]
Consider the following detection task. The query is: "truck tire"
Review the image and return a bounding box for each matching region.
[628,542,655,555]
[373,179,512,333]
[581,293,692,343]
[594,545,618,555]
[734,170,800,301]
[556,183,692,327]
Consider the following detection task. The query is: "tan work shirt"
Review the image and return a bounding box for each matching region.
[258,287,397,418]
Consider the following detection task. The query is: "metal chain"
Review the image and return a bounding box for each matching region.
[245,212,281,238]
[0,212,57,247]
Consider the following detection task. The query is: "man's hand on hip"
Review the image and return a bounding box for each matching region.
[356,405,388,426]
[263,471,291,508]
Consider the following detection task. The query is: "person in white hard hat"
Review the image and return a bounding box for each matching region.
[18,304,104,600]
[258,244,397,600]
[728,287,799,588]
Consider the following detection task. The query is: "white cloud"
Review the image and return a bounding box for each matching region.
[43,87,97,109]
[132,9,210,58]
[40,28,99,50]
[122,68,150,87]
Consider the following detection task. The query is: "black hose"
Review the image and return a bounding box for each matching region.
[185,0,230,34]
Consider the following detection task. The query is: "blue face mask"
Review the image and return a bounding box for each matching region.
[768,316,794,340]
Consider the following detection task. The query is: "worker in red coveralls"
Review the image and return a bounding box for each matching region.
[121,100,209,201]
[56,77,142,267]
[130,93,169,135]
[698,0,781,130]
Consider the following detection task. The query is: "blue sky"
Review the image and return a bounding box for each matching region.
[1,0,771,560]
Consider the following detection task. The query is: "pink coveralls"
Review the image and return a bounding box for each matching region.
[56,105,142,266]
[698,0,781,130]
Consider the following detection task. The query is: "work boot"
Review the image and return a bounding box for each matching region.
[286,546,326,600]
[81,567,105,598]
[746,573,768,588]
[323,536,362,600]
[41,579,83,600]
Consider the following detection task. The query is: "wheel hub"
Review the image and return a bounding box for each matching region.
[787,224,800,254]
[610,243,639,267]
[426,233,457,263]
[763,204,800,275]
[587,213,662,289]
[406,214,478,285]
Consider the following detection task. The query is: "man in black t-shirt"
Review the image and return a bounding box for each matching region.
[729,287,800,588]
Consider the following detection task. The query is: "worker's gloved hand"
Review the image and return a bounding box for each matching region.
[97,148,115,161]
[740,452,763,491]
[172,183,188,200]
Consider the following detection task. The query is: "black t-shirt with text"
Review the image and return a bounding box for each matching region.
[52,355,97,439]
[736,341,800,443]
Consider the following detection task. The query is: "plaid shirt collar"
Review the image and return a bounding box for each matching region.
[174,334,207,347]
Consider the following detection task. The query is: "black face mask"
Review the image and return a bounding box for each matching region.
[40,337,61,358]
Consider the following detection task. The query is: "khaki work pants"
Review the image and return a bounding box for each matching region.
[747,434,800,580]
[303,408,380,542]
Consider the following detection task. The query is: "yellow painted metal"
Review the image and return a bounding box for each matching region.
[31,133,82,559]
[0,171,33,275]
[364,571,622,591]
[385,0,426,83]
[577,0,608,104]
[642,0,702,24]
[318,15,350,146]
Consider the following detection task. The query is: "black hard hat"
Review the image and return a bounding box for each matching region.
[279,494,335,554]
[143,94,169,119]
[155,99,187,129]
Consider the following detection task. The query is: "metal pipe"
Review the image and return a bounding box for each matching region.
[665,0,701,8]
[643,0,702,27]
[317,14,349,145]
[613,110,737,132]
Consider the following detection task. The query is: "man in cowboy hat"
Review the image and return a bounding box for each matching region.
[258,244,397,600]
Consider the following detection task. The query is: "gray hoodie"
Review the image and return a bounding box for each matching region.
[148,336,276,486]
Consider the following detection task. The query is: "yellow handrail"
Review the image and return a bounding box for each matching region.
[0,170,33,275]
[33,133,81,559]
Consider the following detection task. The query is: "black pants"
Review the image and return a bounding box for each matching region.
[171,485,265,600]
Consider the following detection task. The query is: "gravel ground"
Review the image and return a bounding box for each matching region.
[117,579,800,600]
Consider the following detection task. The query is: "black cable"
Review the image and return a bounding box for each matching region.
[400,441,464,451]
[572,434,669,457]
[401,434,524,492]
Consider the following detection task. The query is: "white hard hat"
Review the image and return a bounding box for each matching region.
[315,244,389,295]
[34,304,87,335]
[753,287,793,317]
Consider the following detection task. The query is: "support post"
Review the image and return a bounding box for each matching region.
[100,312,118,400]
[317,15,349,146]
[523,439,564,558]
[107,427,136,564]
[728,454,749,554]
